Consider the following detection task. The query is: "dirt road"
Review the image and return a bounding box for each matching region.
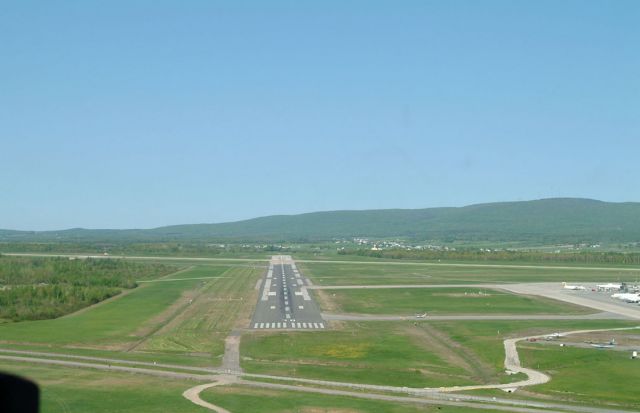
[220,330,242,373]
[182,376,237,413]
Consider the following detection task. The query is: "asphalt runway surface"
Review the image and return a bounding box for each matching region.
[250,255,325,330]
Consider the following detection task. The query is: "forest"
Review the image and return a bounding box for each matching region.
[0,256,176,321]
[0,242,272,257]
[340,248,640,265]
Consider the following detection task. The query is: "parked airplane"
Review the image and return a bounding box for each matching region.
[598,283,622,291]
[545,332,565,339]
[612,293,640,303]
[625,295,640,303]
[591,343,614,349]
[589,338,616,349]
[415,313,427,318]
[562,282,586,290]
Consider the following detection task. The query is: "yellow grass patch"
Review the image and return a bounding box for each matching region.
[312,343,370,359]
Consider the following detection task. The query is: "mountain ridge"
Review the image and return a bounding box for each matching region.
[1,198,639,244]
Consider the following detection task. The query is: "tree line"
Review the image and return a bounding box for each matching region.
[0,284,120,321]
[0,256,176,322]
[0,242,270,257]
[338,248,640,265]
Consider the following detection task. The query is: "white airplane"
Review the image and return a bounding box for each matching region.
[590,343,614,349]
[624,295,640,303]
[415,313,428,318]
[590,338,616,349]
[562,282,586,290]
[612,293,640,303]
[545,332,565,339]
[598,283,622,290]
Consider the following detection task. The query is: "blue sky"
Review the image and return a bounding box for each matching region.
[1,1,638,230]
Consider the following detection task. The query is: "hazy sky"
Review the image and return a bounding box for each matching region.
[1,1,638,230]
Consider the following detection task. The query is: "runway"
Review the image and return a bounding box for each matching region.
[250,255,325,330]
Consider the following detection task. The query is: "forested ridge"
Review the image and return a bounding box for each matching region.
[2,198,640,243]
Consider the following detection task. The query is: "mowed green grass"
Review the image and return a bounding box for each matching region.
[300,262,638,286]
[241,321,475,388]
[202,384,504,413]
[324,288,592,315]
[432,319,640,371]
[519,344,640,409]
[0,361,204,413]
[141,265,262,359]
[0,265,229,347]
[0,360,502,413]
[0,342,218,368]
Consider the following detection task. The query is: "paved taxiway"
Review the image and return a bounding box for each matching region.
[501,283,640,321]
[322,311,626,321]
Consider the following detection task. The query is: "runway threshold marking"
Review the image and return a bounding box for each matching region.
[250,322,327,330]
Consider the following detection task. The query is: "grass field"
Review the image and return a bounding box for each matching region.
[0,361,205,413]
[433,319,640,371]
[322,287,592,315]
[241,321,493,388]
[3,254,639,412]
[300,262,640,286]
[140,265,261,359]
[0,361,505,413]
[242,319,640,392]
[0,263,262,367]
[0,342,217,368]
[0,266,231,348]
[519,343,640,409]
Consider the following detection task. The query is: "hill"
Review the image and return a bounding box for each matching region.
[1,198,639,244]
